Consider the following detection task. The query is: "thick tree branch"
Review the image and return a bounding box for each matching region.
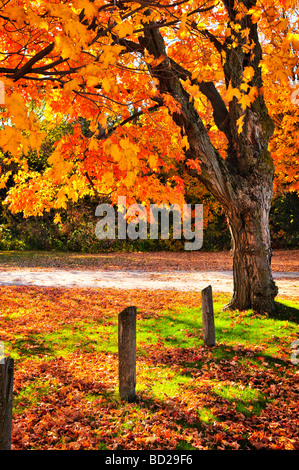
[168,58,230,136]
[11,43,55,81]
[96,103,162,140]
[198,81,230,134]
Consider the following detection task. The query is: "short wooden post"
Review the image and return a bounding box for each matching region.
[118,306,136,402]
[0,356,14,450]
[201,285,215,347]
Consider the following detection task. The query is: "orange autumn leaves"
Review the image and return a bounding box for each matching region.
[0,0,298,216]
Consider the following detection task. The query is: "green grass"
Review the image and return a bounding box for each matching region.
[42,321,118,356]
[211,384,268,417]
[13,378,57,414]
[136,300,298,357]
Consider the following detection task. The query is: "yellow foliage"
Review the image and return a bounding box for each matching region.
[114,21,134,38]
[226,82,241,102]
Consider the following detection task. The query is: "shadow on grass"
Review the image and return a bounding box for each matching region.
[273,301,299,324]
[208,343,289,368]
[13,335,54,358]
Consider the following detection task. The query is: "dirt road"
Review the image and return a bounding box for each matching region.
[0,268,297,297]
[0,250,298,297]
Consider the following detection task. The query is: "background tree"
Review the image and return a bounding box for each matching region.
[0,0,299,313]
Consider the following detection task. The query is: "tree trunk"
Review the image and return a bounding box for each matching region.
[224,182,278,314]
[140,15,278,314]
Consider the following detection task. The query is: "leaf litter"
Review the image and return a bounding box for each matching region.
[0,285,298,450]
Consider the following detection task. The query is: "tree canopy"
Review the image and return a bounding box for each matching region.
[0,0,297,213]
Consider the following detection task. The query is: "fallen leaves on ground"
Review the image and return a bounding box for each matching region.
[0,285,298,450]
[0,249,298,272]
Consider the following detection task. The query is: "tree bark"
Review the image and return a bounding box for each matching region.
[222,106,278,314]
[225,192,278,313]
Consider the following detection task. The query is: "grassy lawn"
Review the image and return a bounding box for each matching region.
[0,286,298,450]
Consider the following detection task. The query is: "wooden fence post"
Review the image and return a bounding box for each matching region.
[201,285,215,347]
[118,306,136,402]
[0,356,14,450]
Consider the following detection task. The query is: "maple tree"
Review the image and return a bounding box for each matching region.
[0,0,299,313]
